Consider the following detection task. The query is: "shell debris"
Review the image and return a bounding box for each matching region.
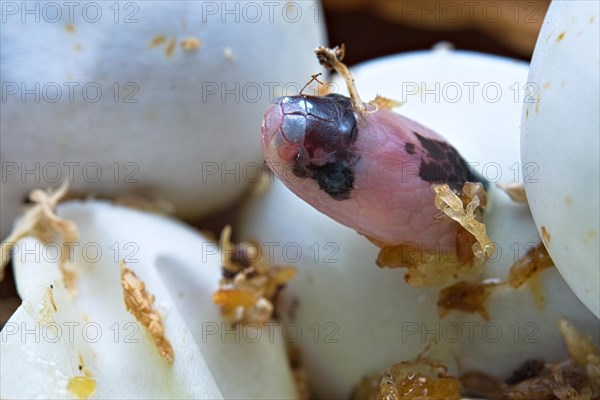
[212,225,296,325]
[120,261,174,364]
[181,37,201,51]
[0,181,78,293]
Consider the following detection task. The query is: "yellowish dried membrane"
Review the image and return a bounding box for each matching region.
[316,81,335,97]
[376,242,482,287]
[181,37,201,50]
[0,181,78,292]
[369,95,402,110]
[213,226,306,394]
[120,261,174,364]
[299,72,332,98]
[496,182,528,203]
[351,349,461,400]
[508,242,554,288]
[438,242,553,321]
[433,183,495,261]
[213,225,296,325]
[437,280,497,320]
[462,319,599,399]
[315,45,367,119]
[559,318,600,393]
[541,225,552,249]
[376,183,492,287]
[464,360,595,400]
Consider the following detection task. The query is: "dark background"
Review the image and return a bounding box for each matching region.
[325,10,528,65]
[322,0,550,65]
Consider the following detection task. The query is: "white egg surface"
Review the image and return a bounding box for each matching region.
[0,1,326,240]
[521,0,600,318]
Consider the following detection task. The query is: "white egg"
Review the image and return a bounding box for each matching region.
[1,200,298,399]
[521,1,600,317]
[237,49,600,398]
[0,1,326,240]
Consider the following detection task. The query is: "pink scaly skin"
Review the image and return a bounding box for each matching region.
[261,94,482,251]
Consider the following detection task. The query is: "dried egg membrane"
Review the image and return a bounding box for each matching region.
[213,225,296,325]
[437,280,497,320]
[460,319,600,399]
[436,241,554,321]
[212,226,307,396]
[315,44,366,118]
[468,359,595,400]
[496,182,528,203]
[376,242,482,287]
[120,262,174,364]
[351,351,461,400]
[354,320,599,400]
[369,95,403,110]
[559,319,600,392]
[376,183,492,287]
[433,183,494,262]
[508,243,554,289]
[0,181,78,292]
[181,37,201,51]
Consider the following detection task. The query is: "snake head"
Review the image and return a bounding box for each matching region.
[261,94,358,167]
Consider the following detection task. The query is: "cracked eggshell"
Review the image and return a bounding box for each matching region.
[0,1,326,240]
[237,50,600,399]
[521,1,600,317]
[1,201,297,399]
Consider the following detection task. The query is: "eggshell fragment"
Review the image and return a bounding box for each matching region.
[238,50,600,398]
[521,0,600,317]
[0,1,326,240]
[1,201,298,399]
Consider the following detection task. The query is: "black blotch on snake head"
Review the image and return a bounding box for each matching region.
[308,162,354,200]
[413,131,485,191]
